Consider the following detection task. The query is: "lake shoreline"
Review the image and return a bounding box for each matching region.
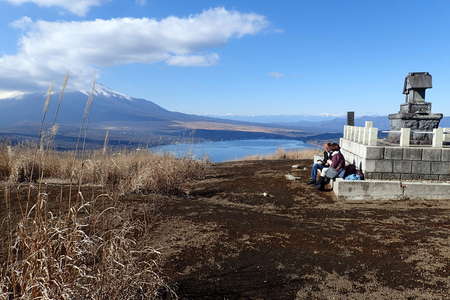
[150,139,319,162]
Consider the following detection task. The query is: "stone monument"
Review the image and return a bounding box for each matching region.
[388,72,443,144]
[347,111,355,126]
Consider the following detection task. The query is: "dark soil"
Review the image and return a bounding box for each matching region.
[1,159,449,299]
[152,160,450,299]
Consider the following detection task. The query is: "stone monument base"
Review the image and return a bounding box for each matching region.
[334,179,450,201]
[388,111,443,145]
[340,138,450,181]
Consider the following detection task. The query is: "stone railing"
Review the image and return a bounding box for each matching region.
[343,121,378,146]
[444,128,450,143]
[383,128,449,148]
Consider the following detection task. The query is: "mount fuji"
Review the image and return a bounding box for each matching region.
[0,85,309,148]
[0,84,213,125]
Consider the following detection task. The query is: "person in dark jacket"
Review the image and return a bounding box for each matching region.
[307,143,332,185]
[317,143,346,191]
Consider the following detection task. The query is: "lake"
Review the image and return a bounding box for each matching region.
[150,139,316,162]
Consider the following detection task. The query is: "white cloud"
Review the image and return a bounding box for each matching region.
[0,7,268,91]
[10,16,33,29]
[166,54,219,67]
[135,0,146,6]
[6,0,106,16]
[268,72,285,79]
[0,90,26,99]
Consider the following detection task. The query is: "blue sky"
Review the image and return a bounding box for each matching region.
[1,0,450,117]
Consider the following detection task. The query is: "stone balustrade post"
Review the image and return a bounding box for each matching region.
[363,127,369,145]
[356,127,361,144]
[367,128,378,146]
[400,128,411,147]
[349,126,355,141]
[443,128,450,143]
[432,128,444,148]
[365,121,373,128]
[358,127,364,143]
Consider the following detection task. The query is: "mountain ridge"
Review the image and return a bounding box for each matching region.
[0,85,313,148]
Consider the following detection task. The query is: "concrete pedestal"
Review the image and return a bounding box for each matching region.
[340,138,450,181]
[388,111,443,144]
[334,179,450,201]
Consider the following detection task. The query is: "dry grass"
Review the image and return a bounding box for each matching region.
[0,145,208,299]
[0,145,10,180]
[0,80,209,299]
[241,148,321,161]
[6,146,207,195]
[0,194,172,299]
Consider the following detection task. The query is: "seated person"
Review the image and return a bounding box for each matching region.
[308,143,332,185]
[317,143,346,191]
[343,164,365,181]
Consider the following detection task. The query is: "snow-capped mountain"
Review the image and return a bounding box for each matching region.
[0,84,357,147]
[0,84,211,127]
[80,84,132,101]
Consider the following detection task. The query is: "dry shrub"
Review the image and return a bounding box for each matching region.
[0,145,10,180]
[0,195,171,300]
[8,147,73,182]
[242,148,321,161]
[7,148,207,195]
[77,151,207,195]
[109,153,208,195]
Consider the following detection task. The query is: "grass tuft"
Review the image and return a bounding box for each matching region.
[241,148,321,161]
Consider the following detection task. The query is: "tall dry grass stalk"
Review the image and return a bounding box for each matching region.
[39,84,53,152]
[76,80,96,156]
[51,74,69,127]
[69,79,96,205]
[102,130,110,155]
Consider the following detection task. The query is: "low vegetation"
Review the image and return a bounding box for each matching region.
[1,196,169,299]
[0,144,207,299]
[5,145,207,195]
[242,148,321,161]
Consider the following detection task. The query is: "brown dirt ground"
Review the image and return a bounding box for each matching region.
[1,159,449,299]
[153,160,450,299]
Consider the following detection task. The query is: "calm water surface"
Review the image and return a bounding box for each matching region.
[150,139,315,162]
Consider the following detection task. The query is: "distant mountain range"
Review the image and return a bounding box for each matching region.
[206,114,342,124]
[0,85,215,126]
[212,114,450,133]
[6,85,446,149]
[0,85,319,148]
